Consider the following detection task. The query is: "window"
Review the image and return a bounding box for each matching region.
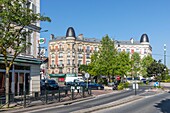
[59,60,63,65]
[78,60,82,65]
[67,52,70,57]
[67,59,70,65]
[78,53,83,58]
[136,49,140,53]
[86,61,90,65]
[59,52,63,58]
[72,60,75,65]
[51,53,55,58]
[86,54,90,59]
[86,46,90,51]
[59,68,63,73]
[144,49,147,54]
[72,52,75,57]
[51,60,55,65]
[72,68,74,73]
[126,49,130,53]
[95,47,98,52]
[118,48,121,52]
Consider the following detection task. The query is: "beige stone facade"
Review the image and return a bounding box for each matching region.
[48,27,100,75]
[48,27,152,77]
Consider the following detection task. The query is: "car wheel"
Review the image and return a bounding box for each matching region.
[98,87,101,90]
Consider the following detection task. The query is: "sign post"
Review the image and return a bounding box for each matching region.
[85,73,90,89]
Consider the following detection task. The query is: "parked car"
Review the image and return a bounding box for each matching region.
[40,79,59,90]
[88,83,104,90]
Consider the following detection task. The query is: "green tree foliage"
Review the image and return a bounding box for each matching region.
[131,52,141,77]
[79,64,89,73]
[141,55,154,78]
[98,35,117,82]
[114,51,131,79]
[147,60,167,81]
[0,0,50,107]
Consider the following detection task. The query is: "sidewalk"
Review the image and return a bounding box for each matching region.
[0,89,116,113]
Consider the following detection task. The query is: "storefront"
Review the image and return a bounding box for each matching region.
[49,73,78,85]
[0,56,41,95]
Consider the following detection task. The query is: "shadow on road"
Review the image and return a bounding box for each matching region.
[154,99,170,113]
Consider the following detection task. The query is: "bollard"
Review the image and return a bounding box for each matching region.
[89,88,92,96]
[45,89,48,104]
[23,91,26,108]
[82,87,85,98]
[58,89,61,102]
[71,89,74,100]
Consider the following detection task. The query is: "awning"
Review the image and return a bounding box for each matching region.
[49,74,66,78]
[66,73,77,77]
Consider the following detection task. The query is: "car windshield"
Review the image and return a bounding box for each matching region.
[127,78,132,80]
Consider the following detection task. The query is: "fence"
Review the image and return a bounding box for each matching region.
[0,86,92,109]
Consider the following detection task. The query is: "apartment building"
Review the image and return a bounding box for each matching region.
[48,27,152,83]
[115,34,152,58]
[0,0,41,95]
[48,27,100,83]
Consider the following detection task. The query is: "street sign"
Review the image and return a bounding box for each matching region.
[39,38,45,44]
[154,82,159,87]
[85,73,90,78]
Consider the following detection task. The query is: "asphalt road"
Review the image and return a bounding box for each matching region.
[94,92,170,113]
[23,86,151,113]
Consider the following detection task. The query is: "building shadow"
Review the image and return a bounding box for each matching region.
[154,99,170,113]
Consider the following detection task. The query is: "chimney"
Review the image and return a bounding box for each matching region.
[50,34,54,40]
[78,34,83,40]
[130,38,134,44]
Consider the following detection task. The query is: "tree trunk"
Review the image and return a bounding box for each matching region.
[5,67,10,108]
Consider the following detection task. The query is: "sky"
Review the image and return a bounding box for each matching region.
[40,0,170,68]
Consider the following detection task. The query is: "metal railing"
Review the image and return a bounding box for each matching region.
[0,86,92,109]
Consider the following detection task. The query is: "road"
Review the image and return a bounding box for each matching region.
[94,92,170,113]
[22,86,151,113]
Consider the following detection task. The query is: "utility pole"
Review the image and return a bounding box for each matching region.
[164,44,166,66]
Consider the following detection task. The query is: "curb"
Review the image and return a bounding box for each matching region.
[1,96,95,113]
[71,95,142,113]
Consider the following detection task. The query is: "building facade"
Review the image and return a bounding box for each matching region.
[0,0,41,95]
[48,27,100,82]
[48,27,152,83]
[115,34,152,58]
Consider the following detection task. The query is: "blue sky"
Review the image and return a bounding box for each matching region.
[40,0,170,68]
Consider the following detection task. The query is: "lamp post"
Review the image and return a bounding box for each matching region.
[164,44,166,66]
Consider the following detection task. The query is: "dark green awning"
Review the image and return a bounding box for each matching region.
[66,73,77,77]
[49,74,66,78]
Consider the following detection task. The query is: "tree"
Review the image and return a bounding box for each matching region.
[0,0,50,107]
[114,51,131,80]
[140,55,154,78]
[88,52,101,82]
[98,35,117,83]
[131,52,141,78]
[147,60,167,81]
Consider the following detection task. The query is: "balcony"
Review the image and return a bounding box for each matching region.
[58,56,63,58]
[50,64,56,69]
[78,49,83,52]
[57,64,64,68]
[86,56,90,59]
[86,49,90,53]
[59,48,64,51]
[67,63,70,66]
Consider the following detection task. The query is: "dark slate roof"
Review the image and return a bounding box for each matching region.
[66,27,76,37]
[49,36,101,43]
[140,34,149,43]
[115,40,141,45]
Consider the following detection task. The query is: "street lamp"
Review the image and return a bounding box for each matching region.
[164,44,166,66]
